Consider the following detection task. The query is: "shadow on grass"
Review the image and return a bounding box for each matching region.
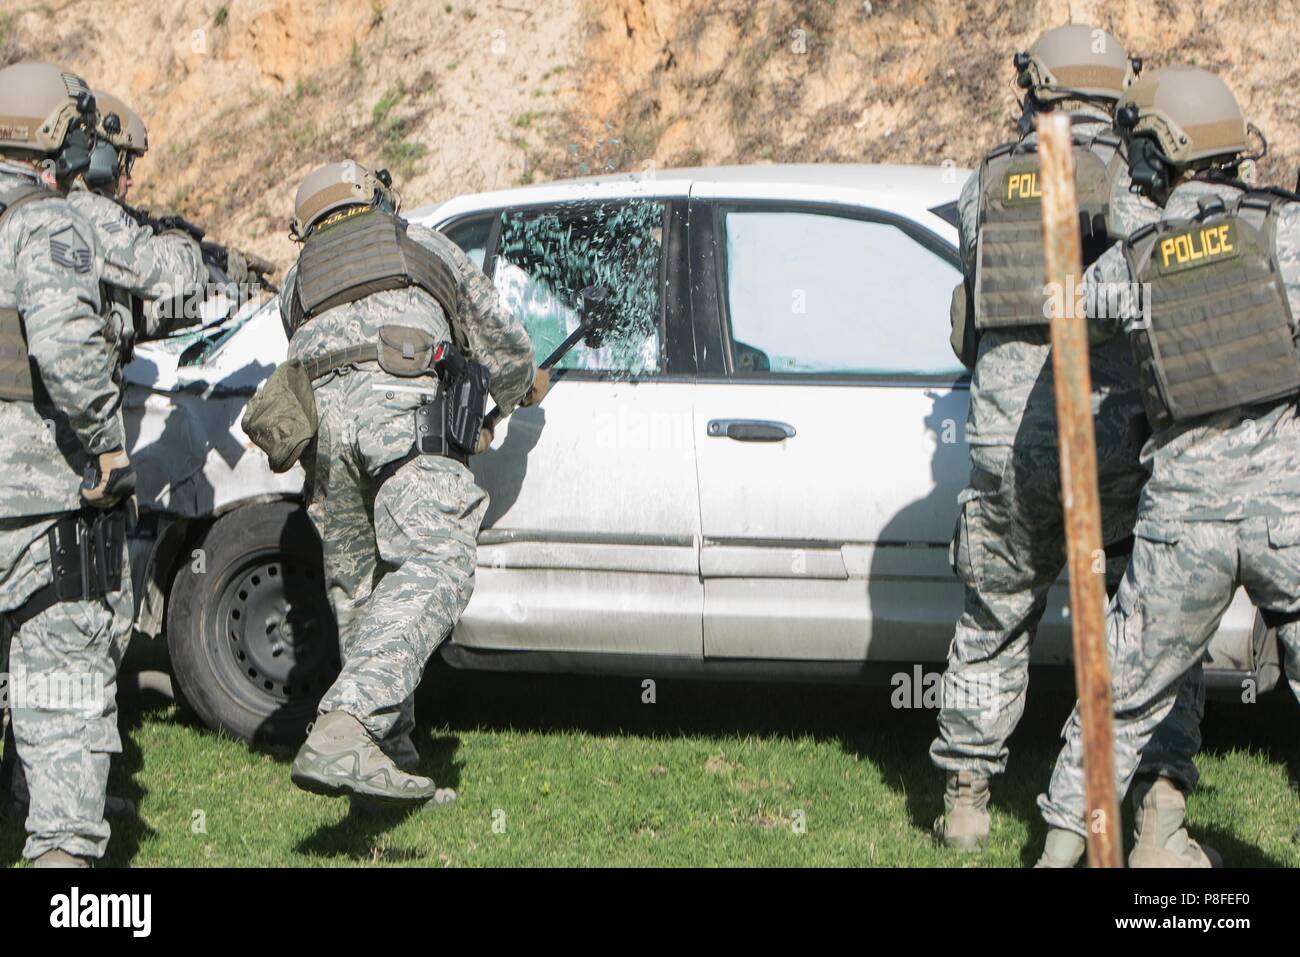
[293,732,463,862]
[410,660,1082,857]
[409,659,1298,867]
[46,640,1294,866]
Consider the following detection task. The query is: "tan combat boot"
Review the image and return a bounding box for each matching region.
[1128,775,1219,868]
[932,770,991,851]
[291,711,455,809]
[33,849,89,868]
[380,734,421,774]
[1034,827,1086,868]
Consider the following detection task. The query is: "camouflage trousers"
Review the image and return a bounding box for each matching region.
[931,441,1204,785]
[1039,515,1300,836]
[305,366,487,745]
[0,515,131,860]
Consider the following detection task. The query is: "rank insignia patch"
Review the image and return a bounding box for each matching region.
[49,224,92,274]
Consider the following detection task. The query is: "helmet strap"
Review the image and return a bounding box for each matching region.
[1015,94,1042,138]
[1242,123,1268,163]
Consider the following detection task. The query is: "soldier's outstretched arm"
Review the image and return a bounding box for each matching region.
[17,207,125,455]
[430,232,536,415]
[97,201,207,338]
[1274,202,1300,313]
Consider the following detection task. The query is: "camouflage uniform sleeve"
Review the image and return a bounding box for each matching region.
[1083,243,1134,339]
[95,198,205,299]
[17,204,124,454]
[1109,165,1163,236]
[957,168,980,277]
[1273,201,1300,320]
[414,225,537,415]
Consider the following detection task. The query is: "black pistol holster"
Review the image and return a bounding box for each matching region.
[432,340,490,456]
[9,506,128,628]
[375,340,491,487]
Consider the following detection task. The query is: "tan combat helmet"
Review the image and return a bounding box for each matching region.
[1014,23,1138,104]
[1115,67,1248,167]
[0,61,96,156]
[93,90,148,156]
[291,160,398,239]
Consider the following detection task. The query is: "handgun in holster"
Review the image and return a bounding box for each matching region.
[424,340,490,458]
[11,505,127,627]
[49,507,127,603]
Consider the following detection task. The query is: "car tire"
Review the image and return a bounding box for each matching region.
[167,501,340,745]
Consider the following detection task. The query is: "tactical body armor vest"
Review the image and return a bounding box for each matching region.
[285,206,460,335]
[1123,189,1300,429]
[974,129,1126,329]
[0,183,61,401]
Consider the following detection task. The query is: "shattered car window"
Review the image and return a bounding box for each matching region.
[495,201,664,376]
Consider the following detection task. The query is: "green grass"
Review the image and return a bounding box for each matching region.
[2,644,1296,867]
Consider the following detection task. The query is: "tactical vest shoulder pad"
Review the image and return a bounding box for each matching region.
[972,134,1118,329]
[1127,197,1300,428]
[1125,221,1160,247]
[289,209,461,337]
[0,183,57,225]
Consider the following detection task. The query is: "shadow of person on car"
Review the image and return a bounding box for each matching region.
[124,356,276,518]
[473,404,548,529]
[860,386,1054,836]
[293,733,463,862]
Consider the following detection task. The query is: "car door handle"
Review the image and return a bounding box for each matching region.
[706,419,795,442]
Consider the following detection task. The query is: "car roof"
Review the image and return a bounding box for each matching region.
[410,163,967,231]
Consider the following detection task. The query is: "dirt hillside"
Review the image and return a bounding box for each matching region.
[4,0,1297,269]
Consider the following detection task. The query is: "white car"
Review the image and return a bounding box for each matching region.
[122,164,1275,742]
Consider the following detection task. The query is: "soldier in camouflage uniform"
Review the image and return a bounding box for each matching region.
[0,63,136,867]
[0,90,214,826]
[1038,67,1300,868]
[932,25,1205,852]
[275,162,542,805]
[67,90,210,349]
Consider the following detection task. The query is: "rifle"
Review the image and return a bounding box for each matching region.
[120,202,279,293]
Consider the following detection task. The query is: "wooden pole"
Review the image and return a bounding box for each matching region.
[1036,113,1122,868]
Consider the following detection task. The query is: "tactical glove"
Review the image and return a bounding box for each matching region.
[522,368,550,407]
[474,420,495,455]
[81,449,136,509]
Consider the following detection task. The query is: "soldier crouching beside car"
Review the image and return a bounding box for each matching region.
[243,160,546,807]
